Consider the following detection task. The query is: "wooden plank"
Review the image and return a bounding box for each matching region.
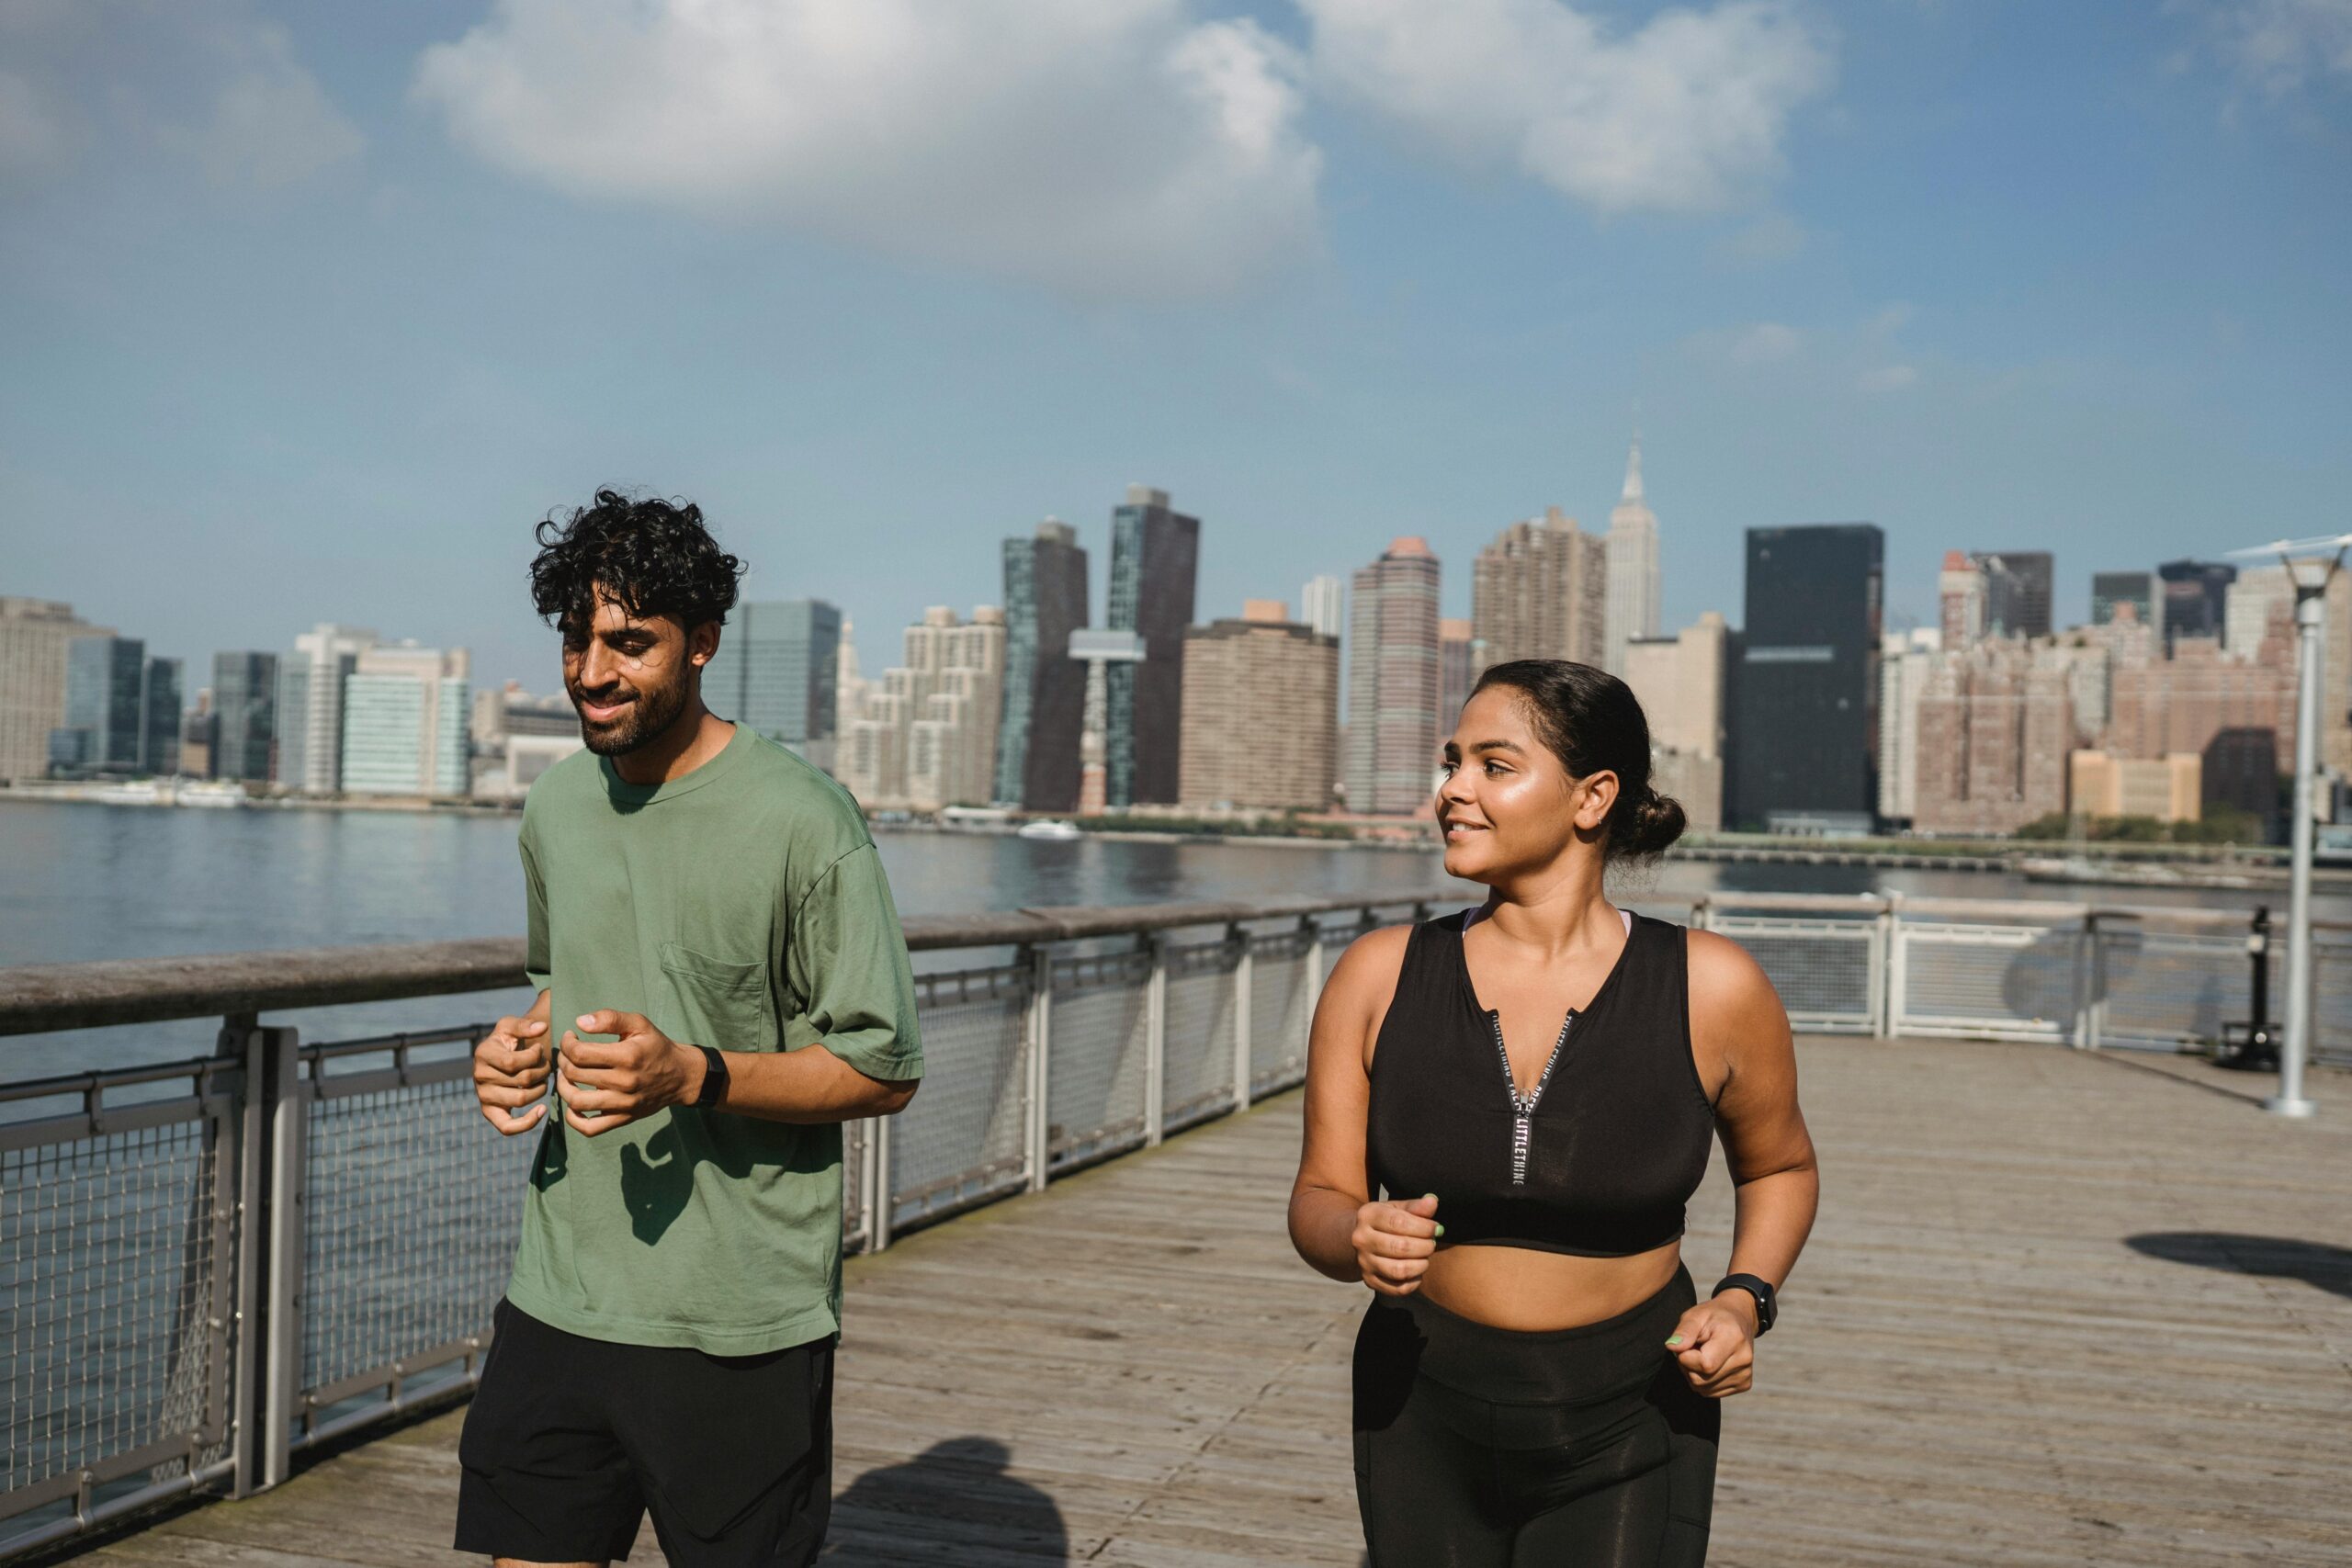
[59,1036,2352,1565]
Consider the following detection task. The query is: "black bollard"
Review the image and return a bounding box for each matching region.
[2218,907,2278,1070]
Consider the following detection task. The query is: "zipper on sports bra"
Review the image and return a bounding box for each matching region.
[1487,1010,1575,1185]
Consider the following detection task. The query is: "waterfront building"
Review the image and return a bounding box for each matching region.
[1105,486,1200,807]
[2201,728,2280,839]
[838,607,1004,811]
[1912,638,2075,836]
[210,651,277,783]
[2068,750,2200,824]
[1969,551,2053,639]
[1301,575,1345,639]
[2107,634,2295,770]
[0,598,113,782]
[1439,618,1477,736]
[2223,566,2294,661]
[1179,604,1338,812]
[703,598,841,772]
[1939,551,1984,648]
[837,690,909,808]
[1875,627,1944,827]
[1726,524,1883,834]
[181,691,214,780]
[53,636,149,775]
[1603,438,1661,676]
[1473,507,1606,672]
[2091,571,2157,628]
[142,657,182,778]
[340,644,469,797]
[1346,537,1442,817]
[1623,611,1729,834]
[996,519,1090,811]
[2156,559,2236,648]
[277,624,379,793]
[1070,628,1144,815]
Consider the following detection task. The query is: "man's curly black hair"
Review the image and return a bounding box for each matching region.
[529,490,747,634]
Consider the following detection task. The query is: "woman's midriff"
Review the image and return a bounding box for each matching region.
[1418,1237,1683,1332]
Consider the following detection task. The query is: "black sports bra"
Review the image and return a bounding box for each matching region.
[1365,909,1717,1258]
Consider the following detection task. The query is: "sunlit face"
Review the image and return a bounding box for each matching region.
[560,589,716,756]
[1435,685,1617,884]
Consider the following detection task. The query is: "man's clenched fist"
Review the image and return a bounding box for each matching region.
[473,1010,552,1135]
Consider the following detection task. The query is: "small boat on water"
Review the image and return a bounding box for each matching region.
[91,780,168,807]
[176,780,247,808]
[2018,854,2257,891]
[1015,819,1083,842]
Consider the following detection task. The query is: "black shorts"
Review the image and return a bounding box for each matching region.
[455,1298,835,1567]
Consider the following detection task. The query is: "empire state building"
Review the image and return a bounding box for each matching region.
[1603,437,1661,676]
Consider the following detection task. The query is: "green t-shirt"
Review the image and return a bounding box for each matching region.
[504,723,922,1354]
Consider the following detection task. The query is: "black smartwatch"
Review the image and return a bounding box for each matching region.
[1712,1273,1776,1336]
[691,1044,729,1109]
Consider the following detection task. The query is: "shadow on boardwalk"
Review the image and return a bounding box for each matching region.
[825,1438,1067,1563]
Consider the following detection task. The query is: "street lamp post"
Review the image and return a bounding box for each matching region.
[2231,533,2352,1119]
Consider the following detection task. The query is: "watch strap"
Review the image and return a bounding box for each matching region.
[692,1044,729,1109]
[1713,1272,1776,1335]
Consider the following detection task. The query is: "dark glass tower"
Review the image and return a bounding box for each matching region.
[2156,559,2236,648]
[1971,550,2052,638]
[1105,486,1200,808]
[704,600,841,754]
[212,651,279,782]
[57,636,149,774]
[1726,524,1883,832]
[2091,571,2156,627]
[996,520,1091,810]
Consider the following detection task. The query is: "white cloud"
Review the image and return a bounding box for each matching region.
[159,23,363,188]
[1730,321,1803,364]
[1859,364,1917,393]
[413,0,1323,300]
[2204,0,2352,93]
[1298,0,1834,213]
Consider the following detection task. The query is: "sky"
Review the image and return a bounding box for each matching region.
[3,0,2349,694]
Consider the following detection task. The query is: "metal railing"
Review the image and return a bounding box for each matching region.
[2,888,2346,1557]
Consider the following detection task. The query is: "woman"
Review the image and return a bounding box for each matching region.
[1289,660,1818,1566]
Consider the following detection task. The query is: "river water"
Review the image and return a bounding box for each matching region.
[3,798,2336,1077]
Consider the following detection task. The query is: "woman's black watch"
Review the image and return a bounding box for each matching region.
[692,1044,729,1109]
[1713,1274,1776,1336]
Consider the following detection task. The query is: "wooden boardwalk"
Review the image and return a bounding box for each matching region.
[60,1037,2352,1566]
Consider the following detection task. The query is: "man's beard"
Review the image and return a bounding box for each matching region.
[571,674,691,757]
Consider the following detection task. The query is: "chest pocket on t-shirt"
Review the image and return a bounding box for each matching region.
[658,942,779,1055]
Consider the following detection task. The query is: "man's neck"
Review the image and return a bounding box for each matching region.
[609,703,734,785]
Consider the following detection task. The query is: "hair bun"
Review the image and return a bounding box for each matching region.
[1621,789,1686,860]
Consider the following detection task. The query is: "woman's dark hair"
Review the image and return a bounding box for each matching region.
[529,490,746,634]
[1469,659,1686,862]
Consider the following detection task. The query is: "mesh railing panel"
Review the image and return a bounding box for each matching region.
[1710,918,1877,1032]
[2316,937,2352,1067]
[2095,930,2249,1051]
[1162,939,1239,1129]
[889,969,1031,1227]
[1249,933,1314,1095]
[1899,923,2080,1042]
[2,1108,233,1506]
[1046,953,1152,1170]
[300,1066,536,1415]
[840,1119,868,1253]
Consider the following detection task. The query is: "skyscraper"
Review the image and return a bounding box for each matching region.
[1472,507,1607,671]
[1969,551,2053,639]
[1938,551,1984,648]
[1439,618,1477,736]
[1874,627,1944,826]
[1603,438,1661,675]
[0,598,112,781]
[277,624,378,792]
[1911,638,2075,836]
[341,644,469,796]
[210,651,278,783]
[2091,571,2157,628]
[1726,524,1883,833]
[1346,537,1442,816]
[1301,575,1346,639]
[1105,485,1199,807]
[1180,604,1338,812]
[54,636,148,774]
[2157,559,2236,647]
[142,656,182,777]
[841,607,1006,810]
[703,599,842,768]
[1623,611,1729,833]
[996,518,1090,810]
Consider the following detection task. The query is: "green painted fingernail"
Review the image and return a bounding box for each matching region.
[1434,1224,1446,1237]
[1666,1335,1686,1348]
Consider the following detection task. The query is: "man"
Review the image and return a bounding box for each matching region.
[459,491,922,1567]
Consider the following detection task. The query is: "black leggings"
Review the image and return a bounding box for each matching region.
[1351,1266,1720,1566]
